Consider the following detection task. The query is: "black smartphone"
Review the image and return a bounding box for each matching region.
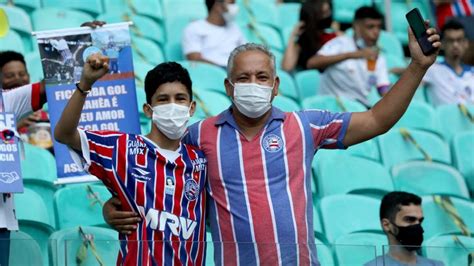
[406,8,436,55]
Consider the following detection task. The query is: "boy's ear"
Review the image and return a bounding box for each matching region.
[189,101,197,117]
[143,103,152,118]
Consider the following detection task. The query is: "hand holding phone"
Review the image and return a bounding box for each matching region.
[406,8,437,56]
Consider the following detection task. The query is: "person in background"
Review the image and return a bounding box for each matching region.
[309,6,390,107]
[281,0,340,72]
[364,192,444,266]
[182,0,247,68]
[423,19,473,106]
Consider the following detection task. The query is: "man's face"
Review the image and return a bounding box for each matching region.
[382,204,424,240]
[225,50,279,100]
[355,18,383,47]
[442,29,468,60]
[144,81,196,117]
[1,60,30,90]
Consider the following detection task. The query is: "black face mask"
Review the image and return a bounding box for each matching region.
[391,223,424,251]
[317,16,333,30]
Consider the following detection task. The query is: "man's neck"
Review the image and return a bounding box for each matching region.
[232,107,271,141]
[445,56,463,75]
[388,245,418,265]
[145,127,180,151]
[207,13,225,26]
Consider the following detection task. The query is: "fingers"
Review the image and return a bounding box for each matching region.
[426,27,442,48]
[108,210,142,220]
[115,224,137,235]
[80,20,106,28]
[87,53,109,69]
[109,215,141,225]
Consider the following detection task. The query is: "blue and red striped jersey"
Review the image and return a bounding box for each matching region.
[74,130,208,266]
[184,107,351,265]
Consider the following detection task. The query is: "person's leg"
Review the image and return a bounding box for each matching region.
[0,228,11,266]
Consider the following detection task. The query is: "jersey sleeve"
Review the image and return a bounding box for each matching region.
[316,37,343,56]
[3,82,41,121]
[182,23,202,55]
[70,129,122,182]
[182,121,202,148]
[302,109,351,150]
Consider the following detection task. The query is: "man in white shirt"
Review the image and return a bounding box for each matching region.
[0,82,45,266]
[423,19,474,106]
[182,0,246,68]
[308,6,390,107]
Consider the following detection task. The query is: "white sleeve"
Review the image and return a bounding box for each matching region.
[68,129,92,172]
[376,55,390,87]
[317,37,343,56]
[237,27,247,45]
[182,23,202,55]
[422,65,435,84]
[3,84,34,120]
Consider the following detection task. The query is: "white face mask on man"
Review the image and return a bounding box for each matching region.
[223,4,239,23]
[230,81,274,118]
[148,103,190,140]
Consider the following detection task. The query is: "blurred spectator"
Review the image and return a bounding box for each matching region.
[0,51,51,149]
[423,19,473,106]
[182,0,247,68]
[281,0,340,72]
[309,6,390,107]
[432,0,473,29]
[364,192,444,266]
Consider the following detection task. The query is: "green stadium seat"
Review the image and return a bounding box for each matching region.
[277,3,301,32]
[9,231,43,266]
[302,95,367,112]
[206,231,214,265]
[131,36,165,66]
[25,52,44,82]
[163,1,207,44]
[379,30,404,59]
[49,226,119,266]
[103,0,163,22]
[178,61,227,93]
[193,90,231,118]
[24,180,58,228]
[54,184,112,229]
[31,8,93,31]
[315,237,335,265]
[388,1,431,45]
[314,136,381,164]
[135,86,149,126]
[97,13,165,46]
[424,235,474,266]
[42,0,103,16]
[15,188,55,266]
[164,41,184,62]
[240,22,284,52]
[334,232,387,265]
[436,104,474,141]
[272,48,283,71]
[21,143,57,182]
[422,196,474,239]
[239,1,279,29]
[315,154,393,198]
[133,59,154,88]
[313,205,324,240]
[393,101,439,135]
[281,25,294,50]
[165,15,204,47]
[0,0,41,12]
[333,0,372,24]
[273,95,300,112]
[1,5,32,34]
[318,194,381,243]
[0,29,25,54]
[452,131,474,194]
[277,70,298,100]
[392,161,470,199]
[379,128,451,170]
[295,70,320,102]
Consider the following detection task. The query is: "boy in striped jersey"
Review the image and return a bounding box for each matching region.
[105,25,441,265]
[55,57,208,265]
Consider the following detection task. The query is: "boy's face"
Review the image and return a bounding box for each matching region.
[1,60,30,90]
[442,29,468,60]
[144,81,196,117]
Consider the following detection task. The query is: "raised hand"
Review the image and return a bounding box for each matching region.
[408,21,441,69]
[80,53,109,89]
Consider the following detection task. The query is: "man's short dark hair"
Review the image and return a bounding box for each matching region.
[441,19,465,38]
[380,191,422,221]
[0,51,26,71]
[354,6,383,21]
[144,62,193,104]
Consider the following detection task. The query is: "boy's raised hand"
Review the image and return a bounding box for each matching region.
[81,53,110,89]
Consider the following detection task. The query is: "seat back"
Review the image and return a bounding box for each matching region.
[31,8,93,31]
[393,101,439,135]
[334,232,387,265]
[277,70,298,100]
[436,104,474,141]
[302,95,367,112]
[273,95,300,112]
[424,235,474,266]
[178,61,227,93]
[42,0,103,16]
[452,131,474,193]
[21,143,57,182]
[295,70,320,102]
[9,231,43,266]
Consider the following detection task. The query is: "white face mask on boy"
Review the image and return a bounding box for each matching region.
[149,103,190,140]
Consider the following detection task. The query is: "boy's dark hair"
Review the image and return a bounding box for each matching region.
[354,6,383,21]
[380,191,422,221]
[144,62,193,104]
[206,0,217,12]
[0,51,26,70]
[441,19,465,38]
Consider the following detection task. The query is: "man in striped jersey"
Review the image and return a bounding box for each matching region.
[55,58,208,265]
[105,26,441,265]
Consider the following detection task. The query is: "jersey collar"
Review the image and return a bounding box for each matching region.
[441,60,471,77]
[215,106,286,127]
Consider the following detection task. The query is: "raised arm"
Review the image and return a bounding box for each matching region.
[54,54,109,151]
[343,25,441,147]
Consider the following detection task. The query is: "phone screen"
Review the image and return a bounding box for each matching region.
[406,9,426,38]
